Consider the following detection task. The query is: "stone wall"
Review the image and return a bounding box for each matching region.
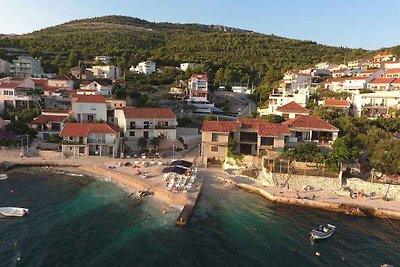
[263,171,341,191]
[347,178,400,199]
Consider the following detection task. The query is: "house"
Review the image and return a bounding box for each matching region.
[353,91,400,117]
[42,87,73,110]
[80,80,112,96]
[347,59,366,69]
[169,86,185,98]
[94,56,112,64]
[114,107,177,150]
[60,123,120,157]
[323,78,345,92]
[390,78,400,90]
[274,101,310,119]
[384,60,400,70]
[258,89,309,116]
[130,61,156,75]
[353,68,384,78]
[89,65,121,80]
[343,76,374,91]
[373,51,395,63]
[283,115,339,145]
[321,98,351,115]
[200,119,291,165]
[180,63,200,72]
[32,78,48,91]
[71,94,107,123]
[30,110,69,140]
[188,74,208,99]
[48,75,74,89]
[331,69,350,78]
[385,68,400,78]
[0,78,39,112]
[70,66,94,80]
[367,78,395,91]
[0,58,12,75]
[10,56,44,77]
[281,71,312,91]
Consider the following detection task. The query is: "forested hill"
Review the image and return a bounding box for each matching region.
[0,15,372,86]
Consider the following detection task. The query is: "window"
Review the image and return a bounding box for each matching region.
[261,137,274,146]
[130,121,136,129]
[211,133,218,142]
[143,131,149,139]
[211,146,219,152]
[130,131,135,137]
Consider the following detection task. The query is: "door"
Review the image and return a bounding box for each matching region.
[143,131,149,139]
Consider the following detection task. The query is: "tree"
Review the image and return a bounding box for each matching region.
[137,137,148,151]
[149,137,160,151]
[313,106,342,123]
[261,114,285,123]
[281,142,324,162]
[203,114,217,121]
[5,121,30,135]
[47,134,62,143]
[370,139,400,175]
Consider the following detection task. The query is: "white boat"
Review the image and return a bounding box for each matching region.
[0,173,7,180]
[0,207,29,217]
[310,223,335,240]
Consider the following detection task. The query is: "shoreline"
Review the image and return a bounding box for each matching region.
[213,175,400,221]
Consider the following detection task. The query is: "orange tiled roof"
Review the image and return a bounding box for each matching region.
[60,123,119,137]
[324,99,350,108]
[283,115,338,131]
[122,107,176,119]
[31,114,68,125]
[71,94,106,103]
[201,121,238,133]
[276,101,309,114]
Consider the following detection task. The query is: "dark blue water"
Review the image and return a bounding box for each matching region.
[1,168,399,266]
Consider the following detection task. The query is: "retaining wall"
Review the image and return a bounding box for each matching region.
[347,178,400,199]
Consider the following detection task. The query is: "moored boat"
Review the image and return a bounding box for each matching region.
[0,207,29,217]
[0,173,7,180]
[310,223,335,240]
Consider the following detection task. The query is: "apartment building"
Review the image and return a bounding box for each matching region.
[130,61,156,75]
[10,56,44,77]
[89,65,121,80]
[71,94,107,123]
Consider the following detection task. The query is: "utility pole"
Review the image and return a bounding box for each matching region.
[26,134,29,156]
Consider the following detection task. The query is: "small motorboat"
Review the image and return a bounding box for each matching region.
[0,207,29,217]
[310,223,335,240]
[0,173,8,180]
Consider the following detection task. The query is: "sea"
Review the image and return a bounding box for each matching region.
[1,167,400,267]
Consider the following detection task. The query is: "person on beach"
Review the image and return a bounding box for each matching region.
[148,214,151,219]
[162,208,167,214]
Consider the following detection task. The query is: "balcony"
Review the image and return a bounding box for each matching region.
[127,125,176,130]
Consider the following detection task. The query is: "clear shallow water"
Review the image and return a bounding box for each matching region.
[0,168,399,267]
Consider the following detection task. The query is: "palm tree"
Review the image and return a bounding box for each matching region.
[137,137,148,152]
[150,137,160,151]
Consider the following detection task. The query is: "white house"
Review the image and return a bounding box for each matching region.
[281,71,312,91]
[88,65,121,80]
[343,76,374,91]
[258,89,309,117]
[0,77,38,112]
[80,80,112,96]
[47,75,74,89]
[10,56,44,77]
[367,78,395,91]
[384,61,400,70]
[385,68,400,78]
[353,91,400,117]
[0,59,12,75]
[188,74,208,99]
[60,122,120,157]
[180,63,200,72]
[30,110,69,140]
[71,94,107,123]
[353,68,384,78]
[130,61,156,75]
[114,107,178,150]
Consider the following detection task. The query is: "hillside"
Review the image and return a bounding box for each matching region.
[0,15,373,85]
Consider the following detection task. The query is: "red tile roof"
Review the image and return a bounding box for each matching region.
[346,76,370,80]
[31,114,68,125]
[122,107,176,119]
[370,78,395,84]
[392,78,400,84]
[44,86,64,92]
[33,79,48,86]
[0,82,21,88]
[276,101,309,114]
[201,121,238,133]
[283,115,338,131]
[257,122,291,136]
[42,109,71,115]
[191,74,208,80]
[385,68,400,74]
[71,94,106,103]
[60,123,119,137]
[324,99,350,108]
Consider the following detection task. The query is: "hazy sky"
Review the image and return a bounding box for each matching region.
[1,0,399,50]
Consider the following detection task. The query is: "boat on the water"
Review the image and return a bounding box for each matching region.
[0,207,29,217]
[310,223,335,240]
[0,173,7,180]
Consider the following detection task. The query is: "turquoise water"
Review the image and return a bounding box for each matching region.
[1,168,399,266]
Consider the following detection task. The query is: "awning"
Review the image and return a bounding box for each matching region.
[162,166,187,175]
[170,160,193,169]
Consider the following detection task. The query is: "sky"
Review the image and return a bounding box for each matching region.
[1,0,399,50]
